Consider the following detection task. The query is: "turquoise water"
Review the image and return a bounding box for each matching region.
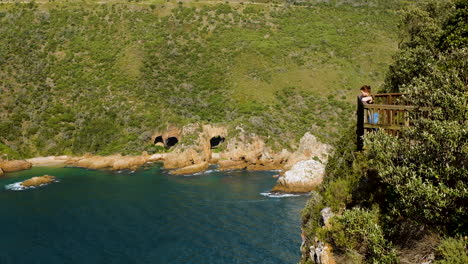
[0,164,308,264]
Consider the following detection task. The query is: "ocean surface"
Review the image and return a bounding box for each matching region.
[0,164,308,264]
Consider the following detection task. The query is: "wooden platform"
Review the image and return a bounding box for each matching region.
[356,93,412,150]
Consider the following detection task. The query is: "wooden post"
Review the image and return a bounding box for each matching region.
[356,96,365,151]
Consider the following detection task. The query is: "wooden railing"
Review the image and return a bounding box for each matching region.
[363,104,414,136]
[372,93,409,105]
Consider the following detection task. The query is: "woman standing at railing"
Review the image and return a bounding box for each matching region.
[356,85,378,150]
[360,85,374,104]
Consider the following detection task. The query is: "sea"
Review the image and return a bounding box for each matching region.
[0,164,308,264]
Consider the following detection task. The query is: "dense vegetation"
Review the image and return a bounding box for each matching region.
[301,0,467,263]
[0,0,400,158]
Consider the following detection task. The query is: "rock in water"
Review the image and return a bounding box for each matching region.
[272,159,325,193]
[170,162,209,175]
[20,175,56,187]
[0,168,3,176]
[0,159,32,172]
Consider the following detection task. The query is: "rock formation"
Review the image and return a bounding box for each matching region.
[164,148,204,169]
[151,126,181,148]
[309,241,336,264]
[0,159,32,172]
[284,132,331,170]
[271,133,331,193]
[320,207,334,228]
[170,162,209,175]
[68,154,152,171]
[271,159,325,193]
[27,156,69,167]
[21,175,56,187]
[0,168,3,177]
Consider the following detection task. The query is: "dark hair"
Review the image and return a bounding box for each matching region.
[360,85,371,91]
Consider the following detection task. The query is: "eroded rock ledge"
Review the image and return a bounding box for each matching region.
[0,159,32,173]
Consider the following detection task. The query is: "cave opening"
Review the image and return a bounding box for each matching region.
[165,137,179,148]
[210,136,225,149]
[154,136,164,145]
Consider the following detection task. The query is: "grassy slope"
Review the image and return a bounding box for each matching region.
[0,0,400,158]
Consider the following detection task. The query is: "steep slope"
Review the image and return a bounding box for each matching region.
[0,0,400,158]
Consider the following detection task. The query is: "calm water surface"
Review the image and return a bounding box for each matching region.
[0,164,308,264]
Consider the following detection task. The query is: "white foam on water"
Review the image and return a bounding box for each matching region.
[5,180,59,191]
[5,182,31,191]
[260,192,306,198]
[184,169,217,176]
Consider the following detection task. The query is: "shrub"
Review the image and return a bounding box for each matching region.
[435,237,468,264]
[328,208,397,264]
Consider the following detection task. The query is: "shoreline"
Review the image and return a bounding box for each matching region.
[1,133,331,193]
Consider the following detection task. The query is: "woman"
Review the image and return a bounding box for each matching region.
[360,85,379,125]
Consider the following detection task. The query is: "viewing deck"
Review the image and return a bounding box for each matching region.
[357,93,412,150]
[363,93,413,136]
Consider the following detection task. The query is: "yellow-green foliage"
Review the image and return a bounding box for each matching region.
[327,208,397,263]
[435,237,468,264]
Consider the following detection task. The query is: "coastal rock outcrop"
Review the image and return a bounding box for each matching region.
[170,162,209,175]
[218,134,286,171]
[111,155,148,171]
[272,159,325,193]
[21,175,56,187]
[76,155,115,169]
[27,156,69,167]
[284,132,331,170]
[0,168,3,176]
[0,159,32,172]
[69,154,152,171]
[272,133,330,193]
[164,149,204,169]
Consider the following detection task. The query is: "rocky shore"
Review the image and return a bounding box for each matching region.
[1,125,331,193]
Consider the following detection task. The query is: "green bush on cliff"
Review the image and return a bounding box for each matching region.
[434,236,468,264]
[366,1,467,235]
[301,0,467,263]
[327,207,397,263]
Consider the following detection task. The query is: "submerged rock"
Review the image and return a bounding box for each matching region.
[21,175,56,187]
[0,159,32,172]
[271,159,325,193]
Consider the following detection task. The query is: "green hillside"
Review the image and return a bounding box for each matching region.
[0,0,401,158]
